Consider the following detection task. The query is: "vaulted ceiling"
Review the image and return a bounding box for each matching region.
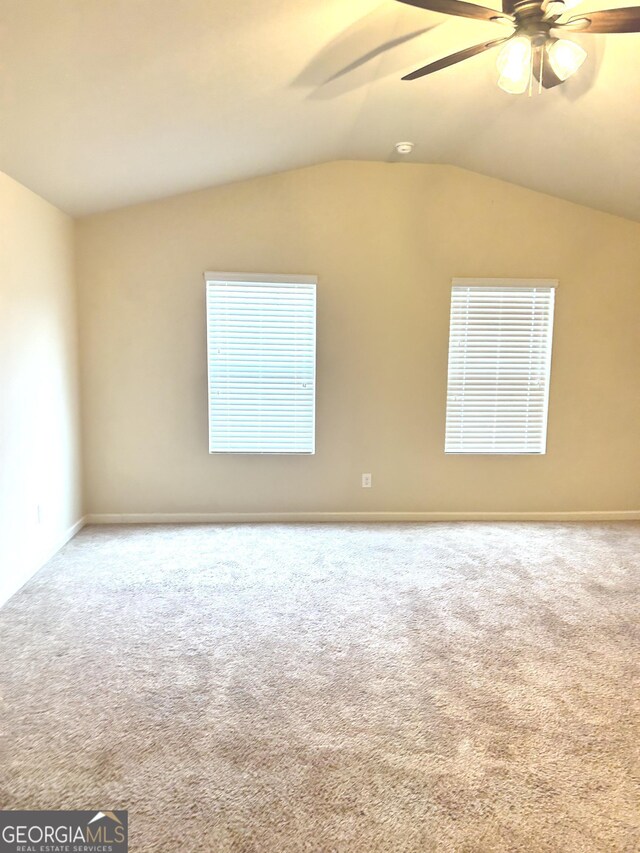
[1,0,639,218]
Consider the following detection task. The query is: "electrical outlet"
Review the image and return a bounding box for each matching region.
[362,473,372,488]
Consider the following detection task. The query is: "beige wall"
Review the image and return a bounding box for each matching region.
[76,161,640,517]
[0,171,82,605]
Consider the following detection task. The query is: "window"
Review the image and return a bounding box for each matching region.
[205,272,316,454]
[445,279,556,455]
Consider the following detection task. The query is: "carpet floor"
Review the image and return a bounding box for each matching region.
[0,523,638,852]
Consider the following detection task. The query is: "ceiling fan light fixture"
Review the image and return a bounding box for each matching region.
[496,36,531,75]
[395,0,640,93]
[546,37,587,80]
[496,36,531,93]
[498,70,530,94]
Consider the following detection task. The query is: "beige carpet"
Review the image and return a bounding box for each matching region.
[0,523,638,852]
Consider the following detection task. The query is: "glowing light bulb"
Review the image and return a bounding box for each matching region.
[496,37,531,94]
[497,37,531,76]
[547,38,587,80]
[498,72,530,94]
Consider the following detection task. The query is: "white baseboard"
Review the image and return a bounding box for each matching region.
[60,515,87,543]
[0,516,87,610]
[86,511,640,524]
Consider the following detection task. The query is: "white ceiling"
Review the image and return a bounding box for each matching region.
[1,0,639,218]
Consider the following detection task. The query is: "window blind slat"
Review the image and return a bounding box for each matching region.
[206,278,316,454]
[445,284,555,455]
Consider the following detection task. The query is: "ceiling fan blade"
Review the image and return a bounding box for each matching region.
[542,0,566,21]
[402,37,509,79]
[565,6,640,32]
[396,0,513,24]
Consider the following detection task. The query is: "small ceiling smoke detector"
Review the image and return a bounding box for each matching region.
[395,141,414,155]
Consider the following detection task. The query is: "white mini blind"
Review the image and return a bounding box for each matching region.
[445,281,556,454]
[206,274,316,454]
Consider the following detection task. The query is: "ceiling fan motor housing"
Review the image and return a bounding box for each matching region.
[512,0,555,39]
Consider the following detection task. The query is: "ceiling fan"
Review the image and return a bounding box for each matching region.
[397,0,640,93]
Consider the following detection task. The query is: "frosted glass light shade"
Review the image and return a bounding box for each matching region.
[497,37,531,94]
[547,38,587,80]
[498,73,530,94]
[497,37,532,75]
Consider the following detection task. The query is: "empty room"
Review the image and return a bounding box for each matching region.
[0,0,638,851]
